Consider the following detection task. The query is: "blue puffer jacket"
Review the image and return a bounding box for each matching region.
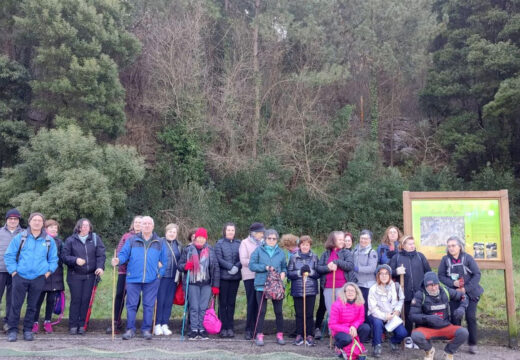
[118,232,167,283]
[249,244,287,291]
[161,238,181,279]
[287,250,319,297]
[5,230,58,280]
[377,242,398,265]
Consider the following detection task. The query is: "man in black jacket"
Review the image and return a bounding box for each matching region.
[410,272,468,360]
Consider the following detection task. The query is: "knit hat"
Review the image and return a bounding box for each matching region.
[194,227,208,240]
[249,222,265,233]
[423,271,439,287]
[376,264,392,276]
[5,208,21,219]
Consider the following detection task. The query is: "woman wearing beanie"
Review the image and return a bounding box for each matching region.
[367,264,407,357]
[352,230,378,318]
[214,222,241,338]
[154,223,182,336]
[178,227,220,340]
[438,236,483,355]
[249,229,287,346]
[239,222,265,340]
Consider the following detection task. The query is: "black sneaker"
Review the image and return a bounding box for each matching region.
[244,330,252,340]
[293,335,304,346]
[142,330,152,340]
[69,328,78,335]
[122,329,135,340]
[7,331,17,342]
[228,329,235,338]
[188,330,198,340]
[23,331,34,341]
[373,344,382,358]
[77,327,86,335]
[198,330,209,340]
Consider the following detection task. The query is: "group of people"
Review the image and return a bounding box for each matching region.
[0,210,483,360]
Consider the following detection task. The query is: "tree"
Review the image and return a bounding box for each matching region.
[0,125,144,232]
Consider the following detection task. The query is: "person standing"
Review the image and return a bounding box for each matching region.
[352,229,378,318]
[154,223,181,336]
[4,212,58,342]
[62,218,106,335]
[239,222,265,340]
[215,222,241,338]
[112,216,167,340]
[438,236,483,355]
[33,220,64,333]
[377,226,402,265]
[0,208,23,332]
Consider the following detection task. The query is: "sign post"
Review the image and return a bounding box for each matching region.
[403,190,517,347]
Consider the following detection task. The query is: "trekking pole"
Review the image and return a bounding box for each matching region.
[112,249,116,340]
[180,270,190,341]
[329,270,336,349]
[303,272,308,347]
[152,300,158,334]
[400,264,405,326]
[252,288,267,345]
[84,275,101,331]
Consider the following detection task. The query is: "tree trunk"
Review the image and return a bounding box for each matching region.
[252,0,261,159]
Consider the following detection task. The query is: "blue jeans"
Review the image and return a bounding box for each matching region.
[155,277,177,325]
[369,315,408,346]
[188,284,212,331]
[126,279,160,331]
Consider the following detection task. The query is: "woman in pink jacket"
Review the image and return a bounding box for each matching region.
[329,282,370,359]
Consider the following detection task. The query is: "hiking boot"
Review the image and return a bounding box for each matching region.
[161,324,172,336]
[122,329,135,340]
[43,321,53,334]
[468,345,478,354]
[32,322,39,333]
[188,330,198,341]
[293,335,304,346]
[69,327,78,335]
[143,330,153,340]
[23,331,34,341]
[219,329,229,338]
[7,331,17,342]
[314,327,322,340]
[77,327,86,335]
[227,329,235,338]
[305,335,316,346]
[199,330,209,340]
[255,333,264,346]
[443,353,454,360]
[373,344,382,358]
[276,332,285,345]
[391,342,400,351]
[424,347,435,360]
[154,324,163,336]
[244,330,252,340]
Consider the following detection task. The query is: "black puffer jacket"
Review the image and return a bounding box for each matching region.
[317,248,356,288]
[62,233,106,280]
[438,252,484,301]
[179,243,220,288]
[389,250,431,301]
[42,237,64,291]
[161,238,181,279]
[214,237,242,281]
[288,250,319,297]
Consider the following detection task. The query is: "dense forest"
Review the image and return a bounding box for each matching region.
[0,0,519,243]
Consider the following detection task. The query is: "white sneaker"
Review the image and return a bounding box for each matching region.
[154,324,163,336]
[161,324,172,336]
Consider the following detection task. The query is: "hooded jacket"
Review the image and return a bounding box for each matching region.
[367,281,404,321]
[63,232,106,281]
[118,232,167,283]
[438,251,484,301]
[249,244,287,290]
[389,250,431,301]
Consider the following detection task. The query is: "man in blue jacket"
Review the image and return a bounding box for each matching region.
[4,212,58,342]
[112,216,167,340]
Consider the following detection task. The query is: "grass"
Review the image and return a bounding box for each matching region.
[6,231,520,331]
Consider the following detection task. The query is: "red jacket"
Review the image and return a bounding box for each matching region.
[329,298,365,336]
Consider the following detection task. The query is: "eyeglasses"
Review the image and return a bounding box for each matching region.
[266,237,277,240]
[447,244,458,248]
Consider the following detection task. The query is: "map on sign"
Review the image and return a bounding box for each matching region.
[420,216,465,247]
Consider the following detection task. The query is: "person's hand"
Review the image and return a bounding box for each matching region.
[396,265,406,275]
[349,326,357,338]
[158,261,163,268]
[76,258,86,266]
[300,265,310,274]
[95,268,104,276]
[392,310,400,317]
[386,313,394,321]
[459,277,465,287]
[111,258,119,267]
[453,307,465,321]
[184,261,194,271]
[280,272,286,281]
[44,272,51,279]
[327,262,337,271]
[11,271,17,277]
[228,266,239,275]
[212,287,220,295]
[453,280,460,287]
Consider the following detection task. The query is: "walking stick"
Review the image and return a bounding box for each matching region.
[329,269,336,349]
[252,287,267,344]
[400,264,405,326]
[303,272,308,346]
[180,270,190,341]
[112,249,116,340]
[152,300,157,333]
[84,275,102,331]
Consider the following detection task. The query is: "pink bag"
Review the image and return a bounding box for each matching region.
[343,337,366,360]
[203,297,222,334]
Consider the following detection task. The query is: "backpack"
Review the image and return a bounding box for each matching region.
[445,254,472,279]
[264,270,285,300]
[50,290,66,326]
[16,230,53,263]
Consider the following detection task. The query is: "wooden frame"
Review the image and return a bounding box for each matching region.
[403,190,517,347]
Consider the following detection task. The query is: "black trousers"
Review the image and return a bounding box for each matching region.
[8,274,45,333]
[451,297,479,345]
[294,295,315,337]
[113,274,127,327]
[219,279,240,331]
[0,272,12,324]
[404,300,413,335]
[244,279,258,333]
[255,291,283,334]
[315,286,326,329]
[34,290,59,322]
[67,276,96,329]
